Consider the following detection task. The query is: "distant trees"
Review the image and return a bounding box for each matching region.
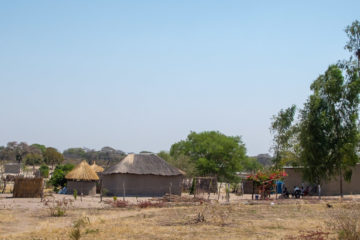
[170,131,247,182]
[44,147,64,168]
[63,147,125,165]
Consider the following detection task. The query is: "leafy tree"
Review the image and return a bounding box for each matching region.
[242,156,263,172]
[44,147,64,168]
[345,20,360,68]
[39,164,49,178]
[30,144,46,154]
[299,65,360,197]
[170,131,247,182]
[49,164,74,191]
[24,153,43,166]
[270,105,298,168]
[158,151,196,177]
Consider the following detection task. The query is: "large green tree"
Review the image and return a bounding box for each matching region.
[170,131,247,182]
[299,65,360,197]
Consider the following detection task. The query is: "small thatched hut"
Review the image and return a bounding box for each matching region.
[65,160,99,196]
[102,153,184,196]
[90,161,104,173]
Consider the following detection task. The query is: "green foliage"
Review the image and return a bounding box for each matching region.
[49,163,74,191]
[158,151,196,177]
[39,164,49,178]
[44,147,64,167]
[24,153,43,166]
[345,20,360,55]
[170,131,247,182]
[270,105,298,168]
[30,144,46,154]
[242,156,263,172]
[73,189,78,200]
[113,196,117,201]
[299,65,360,188]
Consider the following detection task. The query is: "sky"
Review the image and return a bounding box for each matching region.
[0,1,359,156]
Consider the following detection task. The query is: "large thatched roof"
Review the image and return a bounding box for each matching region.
[103,154,184,176]
[90,161,104,173]
[65,160,99,181]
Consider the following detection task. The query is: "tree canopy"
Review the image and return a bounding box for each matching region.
[170,131,247,182]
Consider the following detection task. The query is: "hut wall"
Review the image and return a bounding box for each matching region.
[5,163,20,174]
[67,180,96,196]
[13,177,43,198]
[102,174,183,197]
[283,165,360,195]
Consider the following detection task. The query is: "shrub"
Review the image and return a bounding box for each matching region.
[49,164,74,191]
[113,196,117,201]
[39,164,49,178]
[73,189,78,200]
[43,197,73,217]
[69,216,90,240]
[137,200,164,208]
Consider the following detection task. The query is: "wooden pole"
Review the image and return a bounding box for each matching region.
[122,182,125,201]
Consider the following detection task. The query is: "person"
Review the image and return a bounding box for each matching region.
[293,186,301,199]
[282,187,289,198]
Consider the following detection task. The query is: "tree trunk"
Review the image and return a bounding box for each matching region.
[318,183,321,200]
[340,168,343,198]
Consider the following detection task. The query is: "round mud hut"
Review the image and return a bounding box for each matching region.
[65,160,99,196]
[102,153,184,197]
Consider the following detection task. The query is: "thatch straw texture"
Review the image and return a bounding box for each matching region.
[65,160,99,181]
[13,177,43,198]
[91,161,104,173]
[103,153,184,176]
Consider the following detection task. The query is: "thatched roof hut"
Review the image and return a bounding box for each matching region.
[90,161,104,173]
[65,160,99,195]
[102,153,184,196]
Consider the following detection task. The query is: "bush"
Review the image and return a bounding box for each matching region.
[39,164,49,178]
[73,189,78,200]
[43,197,73,217]
[137,200,164,208]
[49,164,74,191]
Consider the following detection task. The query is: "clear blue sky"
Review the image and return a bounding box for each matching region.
[0,1,359,155]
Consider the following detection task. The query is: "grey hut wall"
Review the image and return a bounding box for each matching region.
[102,174,183,196]
[283,164,360,195]
[66,180,96,196]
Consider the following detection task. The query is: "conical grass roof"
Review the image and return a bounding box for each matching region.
[103,153,184,176]
[91,161,104,173]
[65,160,99,181]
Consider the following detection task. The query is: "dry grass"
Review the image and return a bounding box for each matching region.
[1,199,349,240]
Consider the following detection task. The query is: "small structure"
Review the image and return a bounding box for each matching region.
[283,164,360,195]
[90,161,104,173]
[4,163,20,174]
[65,160,99,196]
[102,153,184,196]
[13,177,43,198]
[192,177,218,194]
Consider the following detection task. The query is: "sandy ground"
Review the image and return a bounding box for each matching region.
[1,193,360,239]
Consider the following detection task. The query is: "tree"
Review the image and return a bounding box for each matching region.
[345,20,360,70]
[158,151,196,177]
[270,105,298,168]
[44,147,64,168]
[30,144,46,154]
[170,131,247,182]
[299,65,360,197]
